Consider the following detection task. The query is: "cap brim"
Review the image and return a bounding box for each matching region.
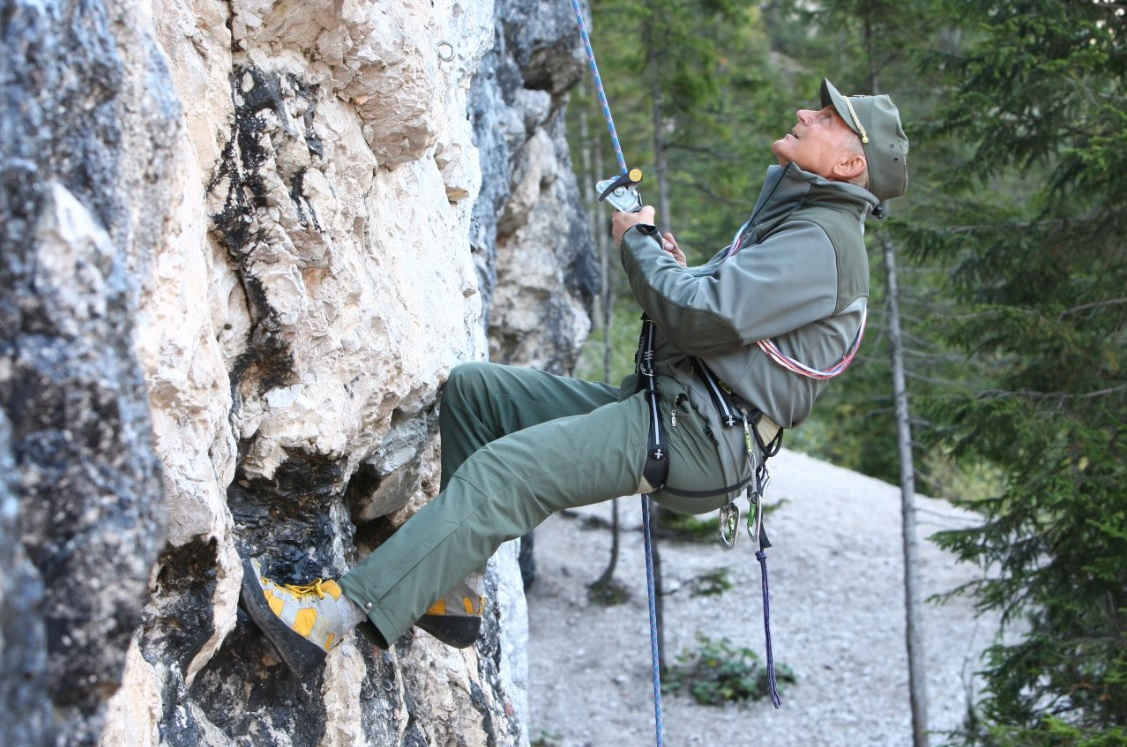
[820,79,859,137]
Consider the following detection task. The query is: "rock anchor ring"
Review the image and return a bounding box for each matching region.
[438,41,454,62]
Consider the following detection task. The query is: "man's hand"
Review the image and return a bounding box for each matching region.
[610,206,686,267]
[662,232,686,267]
[611,205,655,247]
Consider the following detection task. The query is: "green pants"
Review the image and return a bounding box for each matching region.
[338,362,728,643]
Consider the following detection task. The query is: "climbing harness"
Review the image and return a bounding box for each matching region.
[635,319,776,500]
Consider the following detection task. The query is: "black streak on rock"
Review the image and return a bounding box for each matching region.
[209,65,310,400]
[143,537,219,673]
[184,611,326,747]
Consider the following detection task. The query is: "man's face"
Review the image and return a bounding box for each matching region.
[771,106,860,178]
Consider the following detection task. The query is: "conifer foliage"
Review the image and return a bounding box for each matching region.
[571,0,1127,742]
[921,1,1127,742]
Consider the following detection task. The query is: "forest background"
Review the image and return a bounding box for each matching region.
[564,1,1127,745]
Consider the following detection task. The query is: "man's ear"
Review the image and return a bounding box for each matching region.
[832,153,867,182]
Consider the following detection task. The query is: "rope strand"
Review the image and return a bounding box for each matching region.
[642,496,666,745]
[569,0,628,176]
[569,3,665,742]
[757,306,867,380]
[757,548,782,708]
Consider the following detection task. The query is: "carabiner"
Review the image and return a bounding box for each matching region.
[718,502,740,550]
[748,490,764,545]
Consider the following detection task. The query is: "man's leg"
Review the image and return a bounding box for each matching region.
[239,364,732,674]
[337,385,651,645]
[437,361,622,487]
[391,361,626,645]
[240,362,645,673]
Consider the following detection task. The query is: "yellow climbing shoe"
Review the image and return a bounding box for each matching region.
[240,557,344,676]
[415,574,486,649]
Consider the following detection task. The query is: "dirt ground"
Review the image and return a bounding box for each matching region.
[525,448,997,747]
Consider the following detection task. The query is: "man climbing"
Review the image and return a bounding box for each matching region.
[240,79,909,678]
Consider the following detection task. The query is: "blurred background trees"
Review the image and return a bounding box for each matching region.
[567,1,1127,744]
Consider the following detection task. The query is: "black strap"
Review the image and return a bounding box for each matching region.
[691,358,742,428]
[637,319,669,491]
[660,473,753,498]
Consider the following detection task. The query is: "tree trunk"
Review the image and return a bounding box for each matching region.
[867,32,930,741]
[882,231,930,747]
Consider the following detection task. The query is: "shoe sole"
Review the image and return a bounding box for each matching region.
[239,556,327,678]
[415,613,482,649]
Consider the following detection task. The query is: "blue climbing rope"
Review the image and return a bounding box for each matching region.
[570,3,664,742]
[569,0,628,176]
[641,495,666,746]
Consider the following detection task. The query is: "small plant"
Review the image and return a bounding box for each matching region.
[658,511,720,543]
[530,731,561,747]
[687,568,732,597]
[663,633,796,706]
[587,576,630,606]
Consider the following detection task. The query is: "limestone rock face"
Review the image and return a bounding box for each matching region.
[472,0,596,373]
[1,1,177,743]
[0,0,594,744]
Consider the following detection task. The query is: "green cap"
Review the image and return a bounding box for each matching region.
[820,79,909,201]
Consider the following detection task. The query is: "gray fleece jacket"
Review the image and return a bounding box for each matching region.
[620,163,877,492]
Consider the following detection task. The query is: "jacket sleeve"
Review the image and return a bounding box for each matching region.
[619,221,840,356]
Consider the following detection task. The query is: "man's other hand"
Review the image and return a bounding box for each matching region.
[662,232,686,267]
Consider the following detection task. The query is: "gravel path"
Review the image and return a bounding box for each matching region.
[525,449,996,746]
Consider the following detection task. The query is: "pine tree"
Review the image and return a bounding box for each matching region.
[917,1,1127,742]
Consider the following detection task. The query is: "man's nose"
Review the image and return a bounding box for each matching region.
[796,108,814,123]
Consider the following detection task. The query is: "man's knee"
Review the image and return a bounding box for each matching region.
[443,361,494,409]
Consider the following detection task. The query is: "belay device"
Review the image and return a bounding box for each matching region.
[596,167,644,214]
